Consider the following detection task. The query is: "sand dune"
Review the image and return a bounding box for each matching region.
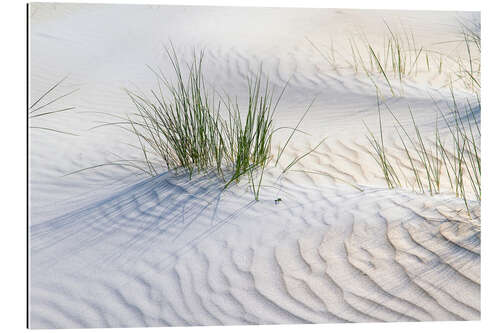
[29,3,480,328]
[30,172,479,327]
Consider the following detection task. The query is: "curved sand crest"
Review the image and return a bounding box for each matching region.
[30,172,480,328]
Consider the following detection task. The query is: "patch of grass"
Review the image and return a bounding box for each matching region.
[309,21,480,96]
[365,90,480,215]
[118,46,317,201]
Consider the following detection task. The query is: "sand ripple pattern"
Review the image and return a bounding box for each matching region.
[30,172,480,328]
[29,5,480,328]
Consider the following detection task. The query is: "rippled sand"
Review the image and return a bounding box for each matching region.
[29,4,480,328]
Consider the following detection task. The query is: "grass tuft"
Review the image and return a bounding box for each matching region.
[365,91,480,216]
[309,21,481,96]
[119,46,317,200]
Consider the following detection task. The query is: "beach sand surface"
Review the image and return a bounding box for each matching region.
[29,4,480,328]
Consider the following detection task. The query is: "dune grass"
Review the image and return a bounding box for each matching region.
[308,23,434,96]
[309,21,480,97]
[364,22,480,214]
[456,24,481,92]
[29,76,78,135]
[365,90,480,215]
[120,46,316,200]
[363,94,401,189]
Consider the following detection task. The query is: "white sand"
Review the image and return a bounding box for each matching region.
[29,4,480,328]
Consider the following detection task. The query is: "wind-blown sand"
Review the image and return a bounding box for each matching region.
[29,4,480,328]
